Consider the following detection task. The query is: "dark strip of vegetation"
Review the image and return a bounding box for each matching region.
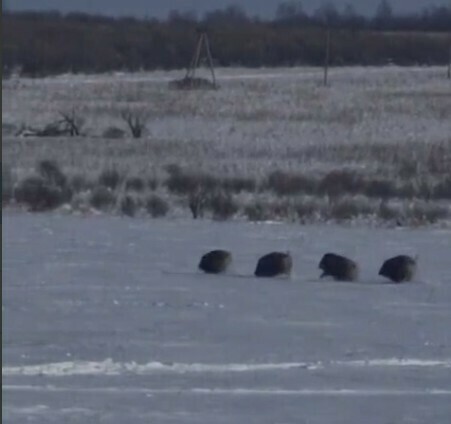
[2,2,450,77]
[3,160,450,226]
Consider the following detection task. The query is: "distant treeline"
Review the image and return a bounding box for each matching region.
[2,1,451,77]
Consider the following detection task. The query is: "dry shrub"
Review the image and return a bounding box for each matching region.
[120,107,148,138]
[120,195,139,217]
[166,172,219,195]
[188,191,209,219]
[169,77,217,90]
[364,179,397,199]
[146,195,169,218]
[98,168,123,190]
[318,170,362,197]
[90,186,116,210]
[14,176,69,211]
[329,196,374,221]
[432,176,451,199]
[125,176,145,192]
[295,198,320,220]
[208,192,239,220]
[37,160,67,188]
[406,201,450,224]
[222,177,257,193]
[378,201,401,221]
[244,201,273,222]
[266,170,317,196]
[14,160,71,211]
[2,166,14,205]
[102,126,126,139]
[70,174,94,192]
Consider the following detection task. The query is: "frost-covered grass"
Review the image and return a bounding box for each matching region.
[2,66,450,225]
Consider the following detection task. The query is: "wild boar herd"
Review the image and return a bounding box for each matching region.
[198,250,417,283]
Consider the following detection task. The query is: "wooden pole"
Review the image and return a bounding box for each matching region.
[447,43,450,80]
[203,33,216,87]
[323,27,331,86]
[187,34,203,79]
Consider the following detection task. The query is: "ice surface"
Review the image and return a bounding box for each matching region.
[2,212,451,423]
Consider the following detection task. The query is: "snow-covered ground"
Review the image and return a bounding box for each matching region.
[3,66,450,179]
[2,212,451,423]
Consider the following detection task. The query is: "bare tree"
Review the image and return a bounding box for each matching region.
[58,108,84,136]
[120,107,148,138]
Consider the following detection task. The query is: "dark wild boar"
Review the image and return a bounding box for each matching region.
[379,255,417,283]
[198,250,232,274]
[319,253,359,281]
[254,252,292,277]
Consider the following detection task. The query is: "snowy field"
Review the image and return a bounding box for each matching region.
[3,66,450,179]
[3,65,451,226]
[2,212,451,423]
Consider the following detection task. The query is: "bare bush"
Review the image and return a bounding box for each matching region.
[102,126,126,139]
[364,179,397,199]
[98,168,123,190]
[70,174,94,193]
[13,160,72,211]
[432,176,451,199]
[166,172,219,195]
[125,176,145,192]
[37,159,67,188]
[406,201,450,224]
[120,195,138,217]
[120,107,148,138]
[188,190,209,219]
[222,176,257,193]
[244,201,273,222]
[319,170,362,197]
[169,77,217,90]
[378,200,401,221]
[295,198,320,221]
[58,108,85,136]
[2,166,14,205]
[89,187,116,211]
[208,192,239,220]
[329,196,374,221]
[14,176,70,211]
[266,170,317,196]
[146,195,169,218]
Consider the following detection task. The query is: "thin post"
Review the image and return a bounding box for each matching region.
[447,43,450,80]
[323,27,331,86]
[187,34,203,79]
[203,33,216,87]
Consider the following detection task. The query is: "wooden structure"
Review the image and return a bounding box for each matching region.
[448,42,450,80]
[169,31,218,90]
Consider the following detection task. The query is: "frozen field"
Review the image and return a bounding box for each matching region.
[3,65,451,226]
[2,212,451,423]
[3,66,451,179]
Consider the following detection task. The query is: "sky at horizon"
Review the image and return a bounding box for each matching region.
[6,0,449,19]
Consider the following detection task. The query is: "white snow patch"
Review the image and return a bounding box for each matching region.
[4,384,451,397]
[3,357,451,377]
[2,359,316,376]
[335,358,451,368]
